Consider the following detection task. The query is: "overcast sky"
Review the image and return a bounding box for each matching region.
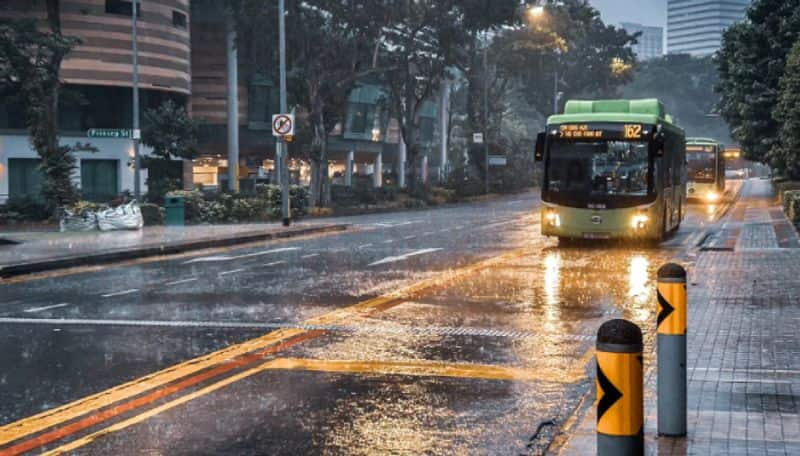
[589,0,667,28]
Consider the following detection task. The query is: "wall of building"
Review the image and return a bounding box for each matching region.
[667,0,750,56]
[0,135,149,203]
[1,0,191,94]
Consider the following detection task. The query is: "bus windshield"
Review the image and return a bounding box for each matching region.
[687,150,716,183]
[546,140,650,198]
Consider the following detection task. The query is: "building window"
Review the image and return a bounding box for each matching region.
[172,11,187,28]
[105,0,141,17]
[348,103,371,134]
[248,77,276,130]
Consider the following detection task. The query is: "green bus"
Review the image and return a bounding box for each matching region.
[534,99,686,242]
[686,138,725,203]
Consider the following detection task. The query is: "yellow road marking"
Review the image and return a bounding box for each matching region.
[42,356,583,455]
[0,248,529,448]
[39,359,288,456]
[266,358,586,384]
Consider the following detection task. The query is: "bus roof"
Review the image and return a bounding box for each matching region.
[547,99,679,128]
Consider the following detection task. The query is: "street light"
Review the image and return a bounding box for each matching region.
[527,5,545,18]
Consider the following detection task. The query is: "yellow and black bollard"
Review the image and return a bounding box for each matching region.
[657,263,687,436]
[596,319,644,456]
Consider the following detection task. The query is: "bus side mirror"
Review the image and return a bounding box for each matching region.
[654,132,665,157]
[535,132,546,162]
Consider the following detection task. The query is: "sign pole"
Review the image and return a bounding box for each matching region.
[132,0,141,201]
[278,0,291,226]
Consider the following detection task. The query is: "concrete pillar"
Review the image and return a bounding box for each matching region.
[345,150,354,187]
[225,14,240,193]
[373,152,383,188]
[439,80,450,181]
[421,155,428,184]
[398,138,407,189]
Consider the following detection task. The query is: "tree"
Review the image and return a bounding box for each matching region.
[623,55,731,144]
[230,0,385,207]
[495,0,636,118]
[774,41,800,179]
[0,1,83,211]
[716,0,800,166]
[141,100,199,200]
[379,0,468,191]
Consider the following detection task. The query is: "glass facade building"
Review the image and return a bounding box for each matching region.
[620,22,664,60]
[667,0,751,56]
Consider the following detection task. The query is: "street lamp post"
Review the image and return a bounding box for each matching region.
[483,33,490,195]
[132,0,141,201]
[278,0,291,226]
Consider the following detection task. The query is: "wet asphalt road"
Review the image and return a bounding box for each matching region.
[0,189,735,455]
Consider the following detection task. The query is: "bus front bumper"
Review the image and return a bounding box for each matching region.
[541,205,660,240]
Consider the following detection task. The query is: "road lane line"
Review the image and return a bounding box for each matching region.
[23,303,69,314]
[368,248,443,267]
[183,247,300,264]
[0,248,529,452]
[422,232,435,236]
[358,243,373,249]
[17,332,319,456]
[264,261,287,267]
[164,278,198,287]
[382,239,394,244]
[100,289,139,298]
[403,235,417,240]
[218,268,246,277]
[301,254,320,259]
[264,358,584,383]
[41,355,582,455]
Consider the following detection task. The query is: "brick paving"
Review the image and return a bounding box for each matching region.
[556,180,800,455]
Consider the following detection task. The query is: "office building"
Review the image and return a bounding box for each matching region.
[667,0,751,56]
[621,22,664,60]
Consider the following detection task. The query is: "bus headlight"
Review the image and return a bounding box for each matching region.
[631,214,649,230]
[705,191,720,203]
[545,209,561,227]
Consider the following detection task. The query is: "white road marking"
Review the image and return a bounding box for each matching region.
[301,254,320,259]
[368,248,444,267]
[264,261,287,267]
[24,303,70,313]
[101,289,140,298]
[422,232,435,236]
[382,239,394,244]
[183,247,299,264]
[219,268,246,277]
[164,278,198,287]
[403,235,417,240]
[358,243,373,249]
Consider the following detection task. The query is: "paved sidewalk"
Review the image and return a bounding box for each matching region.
[0,222,347,277]
[556,179,800,455]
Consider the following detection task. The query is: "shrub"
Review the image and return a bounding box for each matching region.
[784,190,800,224]
[446,165,484,197]
[140,203,165,226]
[4,197,51,221]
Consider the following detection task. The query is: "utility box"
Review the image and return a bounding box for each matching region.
[165,196,185,226]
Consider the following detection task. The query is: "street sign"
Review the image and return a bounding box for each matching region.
[473,133,484,144]
[87,129,132,139]
[488,155,507,166]
[272,114,295,137]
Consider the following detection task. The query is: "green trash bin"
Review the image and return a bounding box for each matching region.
[165,196,185,226]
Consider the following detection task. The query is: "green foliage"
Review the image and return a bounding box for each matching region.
[783,190,800,224]
[142,100,199,161]
[2,197,51,222]
[164,186,309,224]
[774,41,800,179]
[140,203,165,226]
[716,0,800,167]
[623,55,730,144]
[446,165,485,198]
[0,11,82,212]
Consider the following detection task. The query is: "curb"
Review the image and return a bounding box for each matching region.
[0,224,349,278]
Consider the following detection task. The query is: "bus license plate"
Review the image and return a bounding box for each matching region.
[583,232,611,240]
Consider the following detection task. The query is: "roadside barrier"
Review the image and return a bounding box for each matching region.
[656,263,688,436]
[596,319,644,456]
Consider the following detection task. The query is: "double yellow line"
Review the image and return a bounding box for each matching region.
[1,248,537,455]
